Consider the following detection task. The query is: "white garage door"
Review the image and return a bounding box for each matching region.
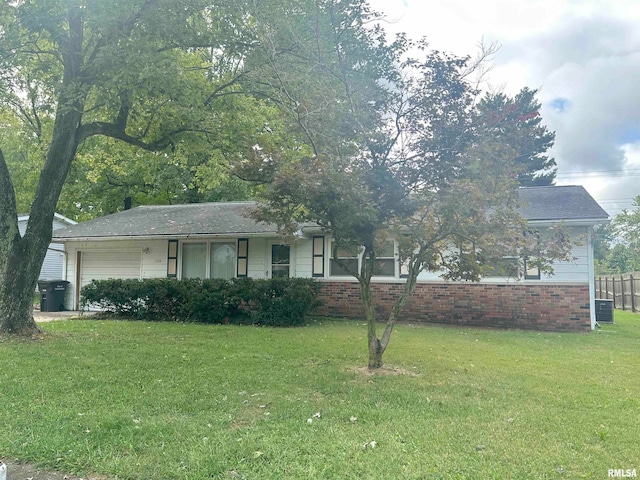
[80,250,142,289]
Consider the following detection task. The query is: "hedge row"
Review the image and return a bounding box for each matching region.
[80,277,321,327]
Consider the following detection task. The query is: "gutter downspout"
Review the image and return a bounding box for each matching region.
[62,249,68,309]
[587,227,596,330]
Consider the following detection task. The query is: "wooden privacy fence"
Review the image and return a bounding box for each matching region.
[595,272,640,311]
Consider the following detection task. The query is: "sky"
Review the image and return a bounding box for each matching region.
[368,0,640,218]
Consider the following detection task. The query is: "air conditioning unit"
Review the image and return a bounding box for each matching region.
[595,299,614,323]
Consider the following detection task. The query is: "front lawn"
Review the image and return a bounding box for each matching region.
[1,313,639,479]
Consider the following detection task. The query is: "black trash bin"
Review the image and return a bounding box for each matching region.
[38,280,69,312]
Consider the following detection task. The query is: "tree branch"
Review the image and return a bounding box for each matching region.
[77,122,173,151]
[204,73,246,106]
[115,90,133,130]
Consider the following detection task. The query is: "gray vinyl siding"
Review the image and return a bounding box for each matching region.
[19,217,70,282]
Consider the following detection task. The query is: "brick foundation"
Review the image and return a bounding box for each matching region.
[316,281,592,332]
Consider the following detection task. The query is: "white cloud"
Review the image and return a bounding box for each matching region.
[369,0,640,216]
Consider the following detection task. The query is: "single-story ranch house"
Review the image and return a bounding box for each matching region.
[53,185,609,332]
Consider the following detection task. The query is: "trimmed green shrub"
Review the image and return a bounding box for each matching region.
[140,278,191,321]
[186,278,248,324]
[80,279,149,319]
[80,277,321,326]
[250,278,321,327]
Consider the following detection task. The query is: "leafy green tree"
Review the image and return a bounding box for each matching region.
[593,223,616,274]
[614,197,640,248]
[593,223,614,262]
[604,196,640,273]
[477,88,557,186]
[0,0,306,335]
[603,244,639,274]
[56,98,281,221]
[0,107,48,214]
[244,4,573,369]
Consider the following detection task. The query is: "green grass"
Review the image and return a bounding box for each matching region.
[1,313,640,479]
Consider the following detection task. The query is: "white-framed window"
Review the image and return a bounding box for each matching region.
[329,240,397,277]
[210,242,236,279]
[524,259,541,280]
[329,242,359,276]
[182,242,207,279]
[181,240,237,280]
[271,243,291,278]
[483,255,520,279]
[373,241,396,277]
[523,230,541,280]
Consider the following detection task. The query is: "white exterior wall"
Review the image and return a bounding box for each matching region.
[61,225,595,310]
[540,226,590,283]
[416,225,591,284]
[247,237,267,279]
[292,237,313,278]
[268,228,591,284]
[254,237,311,278]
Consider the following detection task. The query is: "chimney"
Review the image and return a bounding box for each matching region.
[124,196,132,210]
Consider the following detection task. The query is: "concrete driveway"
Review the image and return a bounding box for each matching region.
[33,310,94,322]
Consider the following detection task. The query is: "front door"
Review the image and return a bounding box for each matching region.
[271,244,291,278]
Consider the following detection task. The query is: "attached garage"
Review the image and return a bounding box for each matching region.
[79,250,142,291]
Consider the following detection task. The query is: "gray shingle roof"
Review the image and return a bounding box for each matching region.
[517,185,609,222]
[53,186,608,241]
[52,201,278,240]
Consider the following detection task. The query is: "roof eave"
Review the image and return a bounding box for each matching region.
[526,217,610,227]
[17,212,77,225]
[53,212,78,225]
[53,231,281,242]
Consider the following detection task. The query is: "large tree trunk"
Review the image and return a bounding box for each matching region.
[0,107,84,336]
[0,149,42,335]
[0,9,86,336]
[0,112,81,334]
[0,240,46,336]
